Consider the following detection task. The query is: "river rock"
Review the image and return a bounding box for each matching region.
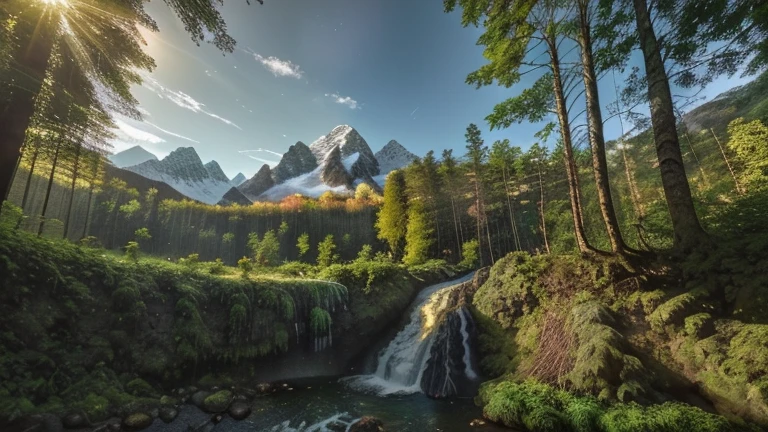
[8,414,64,432]
[256,383,272,394]
[228,401,251,420]
[202,390,233,412]
[122,413,152,430]
[190,390,211,408]
[158,407,178,423]
[62,412,88,429]
[349,416,385,432]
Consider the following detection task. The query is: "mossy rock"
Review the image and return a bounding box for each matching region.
[126,378,156,397]
[202,390,233,413]
[122,412,153,430]
[159,395,179,406]
[71,393,109,422]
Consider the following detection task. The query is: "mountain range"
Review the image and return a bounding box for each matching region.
[108,125,418,205]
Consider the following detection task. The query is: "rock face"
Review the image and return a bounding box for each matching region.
[204,161,232,184]
[237,164,275,201]
[421,306,479,399]
[375,140,417,174]
[321,146,354,188]
[309,125,379,178]
[109,145,158,168]
[124,147,232,205]
[230,172,246,186]
[272,141,318,184]
[218,187,252,206]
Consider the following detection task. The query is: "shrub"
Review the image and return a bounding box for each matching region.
[237,257,252,278]
[124,241,139,262]
[317,234,337,268]
[208,258,226,275]
[459,239,480,269]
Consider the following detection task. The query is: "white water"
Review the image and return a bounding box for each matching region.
[267,411,360,432]
[342,273,474,395]
[458,308,478,380]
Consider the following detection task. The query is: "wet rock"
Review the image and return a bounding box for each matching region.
[470,418,486,426]
[190,390,211,408]
[228,401,251,420]
[326,421,348,432]
[202,390,233,413]
[62,412,88,429]
[121,413,152,430]
[158,407,178,424]
[105,418,122,431]
[349,416,385,432]
[210,414,224,425]
[159,395,179,406]
[256,383,272,394]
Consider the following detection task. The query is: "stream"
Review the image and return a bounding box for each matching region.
[148,274,510,431]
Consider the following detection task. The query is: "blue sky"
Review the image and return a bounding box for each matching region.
[113,0,755,179]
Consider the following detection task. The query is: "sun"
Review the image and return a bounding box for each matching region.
[41,0,69,6]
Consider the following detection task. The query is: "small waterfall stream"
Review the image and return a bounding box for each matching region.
[343,273,479,397]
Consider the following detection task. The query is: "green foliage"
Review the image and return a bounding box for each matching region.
[134,227,151,241]
[727,117,768,189]
[253,230,280,266]
[0,202,23,230]
[296,232,310,258]
[479,380,735,432]
[126,378,155,397]
[208,258,226,275]
[376,170,408,256]
[402,199,433,266]
[124,241,139,262]
[356,244,373,262]
[221,232,234,244]
[648,288,709,333]
[237,256,252,278]
[178,253,200,269]
[278,221,289,236]
[459,239,480,269]
[317,234,337,268]
[310,307,332,336]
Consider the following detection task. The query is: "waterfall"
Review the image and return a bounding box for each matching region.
[342,273,478,396]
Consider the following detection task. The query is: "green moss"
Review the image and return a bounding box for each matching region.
[126,378,155,397]
[72,392,109,422]
[202,390,233,412]
[648,288,709,332]
[479,380,738,432]
[684,313,713,338]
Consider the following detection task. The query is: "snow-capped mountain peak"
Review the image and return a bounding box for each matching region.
[124,147,233,205]
[375,140,418,174]
[108,145,158,168]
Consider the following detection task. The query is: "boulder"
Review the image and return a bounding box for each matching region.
[190,390,211,408]
[158,407,178,424]
[122,413,152,430]
[349,416,385,432]
[228,401,251,420]
[62,412,88,429]
[202,390,233,413]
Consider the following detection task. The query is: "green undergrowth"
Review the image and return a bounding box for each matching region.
[0,226,454,422]
[479,380,752,432]
[471,246,768,429]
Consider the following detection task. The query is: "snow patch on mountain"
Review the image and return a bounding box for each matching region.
[124,147,231,205]
[375,140,417,173]
[258,165,348,201]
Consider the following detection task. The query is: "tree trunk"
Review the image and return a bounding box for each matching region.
[473,175,485,266]
[577,5,627,254]
[502,166,521,251]
[633,0,708,251]
[1,10,59,204]
[537,160,551,254]
[620,143,645,219]
[81,182,94,240]
[37,139,61,236]
[21,145,40,211]
[548,38,593,253]
[449,196,462,261]
[63,140,83,239]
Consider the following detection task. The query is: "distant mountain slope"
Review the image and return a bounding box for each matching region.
[231,173,246,186]
[375,140,418,174]
[238,164,275,201]
[108,146,157,168]
[104,165,188,202]
[272,141,318,184]
[218,186,252,206]
[204,160,232,184]
[123,147,232,205]
[309,125,380,178]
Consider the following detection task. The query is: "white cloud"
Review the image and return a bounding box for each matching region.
[246,155,280,167]
[145,121,200,144]
[325,92,360,110]
[245,49,304,79]
[141,74,242,130]
[114,119,165,144]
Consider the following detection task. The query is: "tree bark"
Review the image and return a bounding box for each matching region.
[63,140,83,239]
[536,159,551,254]
[81,182,94,240]
[548,38,593,253]
[37,139,61,236]
[21,145,40,211]
[1,9,59,204]
[633,0,708,250]
[577,3,628,254]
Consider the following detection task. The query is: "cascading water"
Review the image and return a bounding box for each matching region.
[342,273,479,397]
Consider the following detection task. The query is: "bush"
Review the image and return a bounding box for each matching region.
[208,258,226,275]
[124,241,139,262]
[317,234,337,268]
[459,239,480,269]
[237,256,252,278]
